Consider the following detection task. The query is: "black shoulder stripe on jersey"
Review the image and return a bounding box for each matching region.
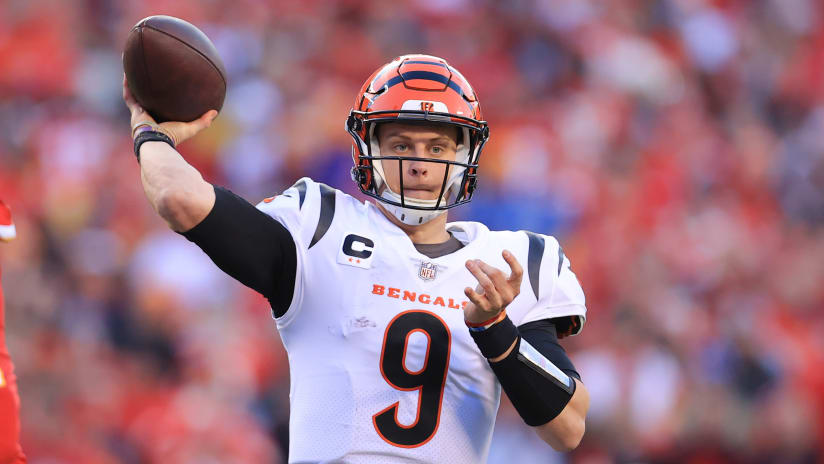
[293,179,308,209]
[557,246,565,276]
[309,183,336,249]
[524,231,545,300]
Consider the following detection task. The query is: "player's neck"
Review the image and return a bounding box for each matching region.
[377,204,451,245]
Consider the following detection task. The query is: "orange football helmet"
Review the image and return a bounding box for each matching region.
[346,54,489,225]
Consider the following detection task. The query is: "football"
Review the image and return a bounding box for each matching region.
[123,15,227,123]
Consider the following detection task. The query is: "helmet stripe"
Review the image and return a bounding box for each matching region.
[403,60,446,66]
[384,71,465,96]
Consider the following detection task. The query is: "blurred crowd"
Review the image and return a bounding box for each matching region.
[1,0,823,462]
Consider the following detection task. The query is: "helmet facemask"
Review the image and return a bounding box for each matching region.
[347,110,488,225]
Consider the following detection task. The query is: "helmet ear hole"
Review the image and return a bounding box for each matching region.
[363,164,373,190]
[468,176,478,195]
[350,166,364,185]
[350,164,373,190]
[346,114,362,132]
[461,168,478,200]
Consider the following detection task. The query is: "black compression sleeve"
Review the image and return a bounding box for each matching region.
[477,318,580,426]
[519,319,581,381]
[181,186,297,317]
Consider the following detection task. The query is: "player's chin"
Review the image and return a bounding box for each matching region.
[404,189,439,201]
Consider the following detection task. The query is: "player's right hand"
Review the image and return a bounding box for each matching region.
[123,74,217,146]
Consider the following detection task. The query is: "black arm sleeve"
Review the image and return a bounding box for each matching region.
[518,319,581,381]
[472,317,581,426]
[181,186,297,317]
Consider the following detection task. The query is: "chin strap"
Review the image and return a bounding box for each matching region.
[379,196,447,225]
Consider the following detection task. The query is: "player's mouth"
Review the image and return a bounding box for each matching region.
[403,187,439,200]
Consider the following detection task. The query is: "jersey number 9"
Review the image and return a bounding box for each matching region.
[373,310,451,448]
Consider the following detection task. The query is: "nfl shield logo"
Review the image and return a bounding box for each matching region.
[418,261,438,281]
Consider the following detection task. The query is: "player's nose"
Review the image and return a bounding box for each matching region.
[407,159,428,177]
[407,143,429,176]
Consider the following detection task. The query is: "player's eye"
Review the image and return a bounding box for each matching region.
[431,146,443,155]
[393,143,408,152]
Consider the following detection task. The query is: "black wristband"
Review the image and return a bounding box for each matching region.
[134,130,175,161]
[469,315,519,359]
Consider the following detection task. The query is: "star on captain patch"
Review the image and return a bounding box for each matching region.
[418,261,438,281]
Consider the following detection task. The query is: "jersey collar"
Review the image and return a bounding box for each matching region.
[367,201,489,264]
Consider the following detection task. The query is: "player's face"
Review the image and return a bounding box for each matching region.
[377,123,460,201]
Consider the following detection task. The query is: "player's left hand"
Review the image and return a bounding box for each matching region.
[463,250,523,324]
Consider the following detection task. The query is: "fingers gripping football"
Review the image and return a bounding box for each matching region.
[463,250,523,324]
[123,74,217,146]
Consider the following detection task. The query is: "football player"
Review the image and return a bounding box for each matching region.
[0,199,26,463]
[125,54,589,462]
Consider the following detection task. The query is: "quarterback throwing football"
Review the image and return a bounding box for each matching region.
[125,55,590,463]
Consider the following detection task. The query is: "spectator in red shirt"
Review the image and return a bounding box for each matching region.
[0,199,25,464]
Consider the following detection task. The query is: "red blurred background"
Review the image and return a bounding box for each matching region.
[1,0,823,462]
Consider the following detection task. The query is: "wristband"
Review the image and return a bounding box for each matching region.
[466,309,508,332]
[134,130,175,161]
[131,121,157,138]
[468,314,519,359]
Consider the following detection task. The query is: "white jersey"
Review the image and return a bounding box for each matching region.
[256,178,587,464]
